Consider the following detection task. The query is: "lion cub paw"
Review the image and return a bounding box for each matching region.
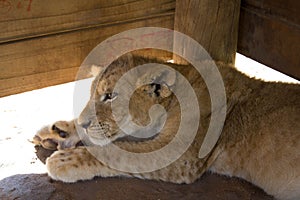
[32,120,82,150]
[46,147,103,182]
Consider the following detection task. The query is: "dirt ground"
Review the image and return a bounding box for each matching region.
[0,54,298,199]
[0,145,275,200]
[0,173,274,200]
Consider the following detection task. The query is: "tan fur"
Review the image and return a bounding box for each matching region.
[41,54,299,200]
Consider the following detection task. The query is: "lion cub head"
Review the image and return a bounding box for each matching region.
[77,54,178,146]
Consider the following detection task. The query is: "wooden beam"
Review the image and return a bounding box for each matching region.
[0,15,174,97]
[174,0,241,64]
[0,0,175,43]
[238,0,300,80]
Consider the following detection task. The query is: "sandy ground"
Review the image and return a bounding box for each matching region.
[0,78,93,180]
[0,53,298,185]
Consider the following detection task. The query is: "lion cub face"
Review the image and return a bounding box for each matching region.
[78,54,176,146]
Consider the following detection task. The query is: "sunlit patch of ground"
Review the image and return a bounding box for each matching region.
[0,78,93,180]
[0,53,298,180]
[235,54,299,83]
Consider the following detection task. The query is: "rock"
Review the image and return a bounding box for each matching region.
[0,174,56,200]
[0,146,272,199]
[0,172,274,200]
[34,145,55,164]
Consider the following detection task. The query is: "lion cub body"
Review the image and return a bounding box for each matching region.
[39,55,299,200]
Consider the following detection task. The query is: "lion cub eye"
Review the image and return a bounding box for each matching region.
[100,92,118,102]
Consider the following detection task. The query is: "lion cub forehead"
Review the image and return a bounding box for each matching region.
[96,67,128,94]
[96,79,108,94]
[93,54,164,95]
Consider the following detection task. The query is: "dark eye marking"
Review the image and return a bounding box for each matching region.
[100,92,118,102]
[51,124,69,138]
[150,83,161,97]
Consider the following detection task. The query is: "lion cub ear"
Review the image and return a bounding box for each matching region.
[90,64,104,77]
[157,68,176,87]
[90,53,134,77]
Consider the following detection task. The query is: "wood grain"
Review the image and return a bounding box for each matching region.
[173,0,241,64]
[0,15,174,97]
[0,0,175,43]
[1,0,299,97]
[238,0,300,80]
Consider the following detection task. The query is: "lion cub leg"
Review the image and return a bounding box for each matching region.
[46,145,206,183]
[46,147,129,182]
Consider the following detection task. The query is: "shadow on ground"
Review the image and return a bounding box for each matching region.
[0,172,274,200]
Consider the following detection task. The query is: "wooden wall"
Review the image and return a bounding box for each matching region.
[0,0,175,97]
[174,0,241,65]
[238,0,300,80]
[0,0,299,97]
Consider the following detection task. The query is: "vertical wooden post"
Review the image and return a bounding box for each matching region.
[174,0,241,65]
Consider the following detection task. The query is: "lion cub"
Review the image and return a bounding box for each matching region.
[34,54,299,200]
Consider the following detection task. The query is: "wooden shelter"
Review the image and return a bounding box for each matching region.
[0,0,299,97]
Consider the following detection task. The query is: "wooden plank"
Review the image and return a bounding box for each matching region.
[0,67,78,97]
[0,0,175,43]
[0,15,174,97]
[238,0,300,80]
[173,0,241,64]
[240,0,299,25]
